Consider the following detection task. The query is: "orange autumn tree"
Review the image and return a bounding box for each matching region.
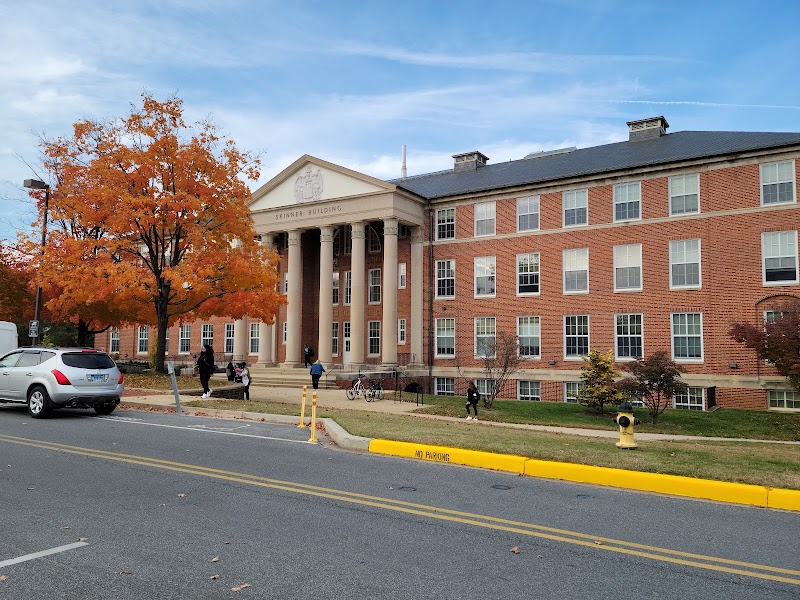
[37,94,283,372]
[0,242,34,325]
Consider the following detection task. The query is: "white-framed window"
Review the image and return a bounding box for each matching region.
[283,272,288,294]
[224,323,235,354]
[517,316,540,358]
[368,225,381,253]
[614,244,642,291]
[109,328,120,353]
[368,321,381,356]
[344,271,352,305]
[369,268,381,304]
[332,272,340,305]
[332,322,339,356]
[249,322,260,354]
[398,319,406,344]
[669,239,701,289]
[670,173,700,215]
[563,248,589,293]
[564,315,589,358]
[436,208,455,240]
[137,325,148,354]
[673,387,704,410]
[343,321,350,354]
[563,189,588,227]
[436,377,454,396]
[202,324,214,349]
[614,182,641,222]
[615,314,643,360]
[564,381,585,403]
[519,380,541,401]
[671,312,703,361]
[517,252,540,295]
[762,230,798,285]
[436,259,455,299]
[179,324,191,354]
[476,379,495,398]
[435,318,455,357]
[474,256,496,297]
[282,321,287,344]
[761,160,795,205]
[768,389,799,411]
[475,317,496,358]
[517,196,540,232]
[398,263,406,289]
[474,201,496,237]
[344,225,352,255]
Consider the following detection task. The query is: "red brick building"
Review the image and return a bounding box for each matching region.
[114,117,800,411]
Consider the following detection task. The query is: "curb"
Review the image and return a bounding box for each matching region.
[119,401,800,512]
[368,439,800,512]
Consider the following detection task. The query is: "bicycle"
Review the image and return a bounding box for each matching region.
[345,377,385,402]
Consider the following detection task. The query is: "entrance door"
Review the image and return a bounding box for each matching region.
[343,321,351,365]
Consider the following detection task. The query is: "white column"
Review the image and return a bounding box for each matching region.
[317,225,334,365]
[233,318,248,362]
[349,222,366,366]
[283,229,303,367]
[258,236,275,366]
[410,226,424,366]
[381,218,399,366]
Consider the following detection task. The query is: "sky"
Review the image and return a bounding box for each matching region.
[2,0,800,243]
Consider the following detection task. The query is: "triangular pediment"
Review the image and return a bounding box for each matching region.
[249,155,395,211]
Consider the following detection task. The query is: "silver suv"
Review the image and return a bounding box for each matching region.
[0,347,124,418]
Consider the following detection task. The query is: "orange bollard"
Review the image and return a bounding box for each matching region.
[308,391,318,442]
[297,385,307,428]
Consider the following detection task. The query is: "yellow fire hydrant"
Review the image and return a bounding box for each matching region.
[615,400,641,449]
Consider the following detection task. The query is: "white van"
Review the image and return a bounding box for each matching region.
[0,322,19,355]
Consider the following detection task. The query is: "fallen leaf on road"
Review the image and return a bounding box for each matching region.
[594,541,603,546]
[0,575,8,582]
[210,574,219,580]
[231,583,251,592]
[27,487,35,490]
[118,569,132,575]
[510,546,520,554]
[177,493,187,498]
[79,537,88,542]
[211,556,220,563]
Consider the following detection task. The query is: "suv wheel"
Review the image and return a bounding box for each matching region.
[28,386,51,419]
[94,404,116,416]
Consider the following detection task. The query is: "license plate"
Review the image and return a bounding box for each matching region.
[88,374,106,382]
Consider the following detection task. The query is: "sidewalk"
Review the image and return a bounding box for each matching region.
[119,382,800,512]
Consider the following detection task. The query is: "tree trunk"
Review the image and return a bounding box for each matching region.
[77,318,89,347]
[154,287,170,374]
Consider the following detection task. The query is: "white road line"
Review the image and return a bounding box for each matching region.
[97,416,317,444]
[0,542,88,568]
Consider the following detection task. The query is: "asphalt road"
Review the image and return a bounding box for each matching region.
[1,405,799,599]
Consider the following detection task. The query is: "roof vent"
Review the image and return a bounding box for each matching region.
[453,151,489,172]
[627,116,669,142]
[524,146,576,159]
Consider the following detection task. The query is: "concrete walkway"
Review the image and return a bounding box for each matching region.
[121,380,799,446]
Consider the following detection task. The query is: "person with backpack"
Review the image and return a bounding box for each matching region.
[466,381,480,420]
[239,362,251,400]
[197,344,216,398]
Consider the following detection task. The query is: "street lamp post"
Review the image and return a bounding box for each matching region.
[23,178,50,346]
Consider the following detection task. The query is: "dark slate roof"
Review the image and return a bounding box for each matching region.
[393,131,800,200]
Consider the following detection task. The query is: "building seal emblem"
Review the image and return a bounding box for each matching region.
[294,166,324,203]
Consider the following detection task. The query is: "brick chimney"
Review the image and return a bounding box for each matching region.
[453,151,489,172]
[626,116,669,142]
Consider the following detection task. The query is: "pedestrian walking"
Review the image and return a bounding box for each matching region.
[225,361,235,382]
[239,362,251,400]
[197,344,216,399]
[466,381,480,420]
[303,344,314,367]
[310,360,325,390]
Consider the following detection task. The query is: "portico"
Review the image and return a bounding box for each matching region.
[242,155,426,370]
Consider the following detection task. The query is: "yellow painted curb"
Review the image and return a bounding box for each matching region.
[369,439,528,473]
[368,439,800,511]
[523,459,768,507]
[767,488,800,511]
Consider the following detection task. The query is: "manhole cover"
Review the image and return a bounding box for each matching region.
[491,484,513,490]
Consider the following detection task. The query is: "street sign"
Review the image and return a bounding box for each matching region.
[28,320,39,339]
